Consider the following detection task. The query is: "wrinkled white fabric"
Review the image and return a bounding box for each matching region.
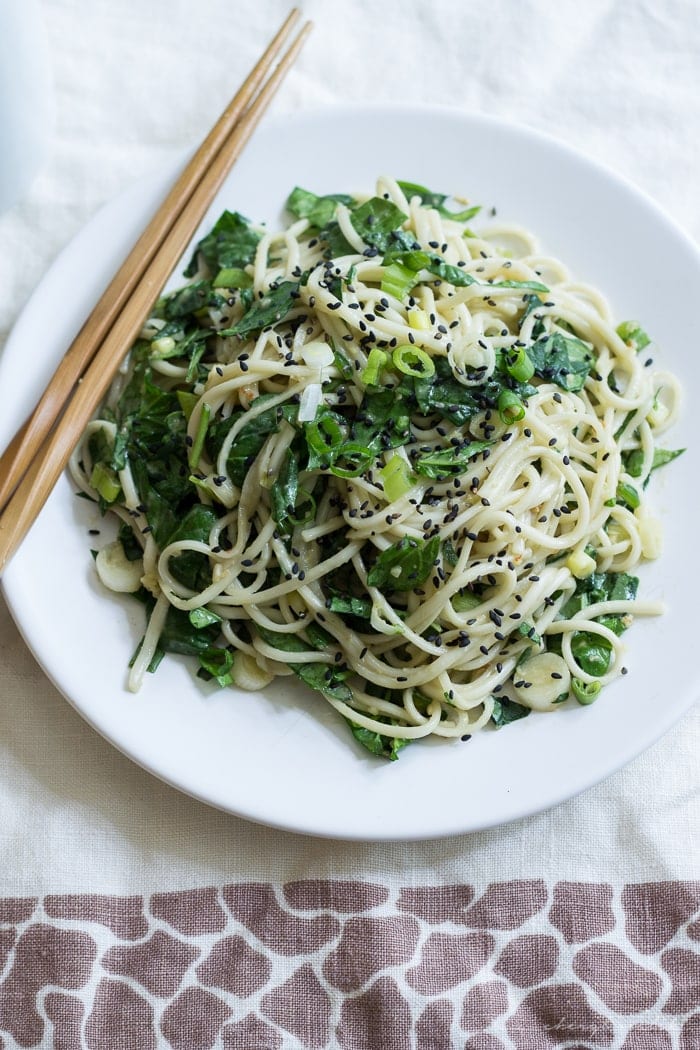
[0,0,697,894]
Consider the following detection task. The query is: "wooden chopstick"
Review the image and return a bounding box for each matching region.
[0,7,303,516]
[0,14,311,574]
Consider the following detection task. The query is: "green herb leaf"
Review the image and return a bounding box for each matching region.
[185,210,261,276]
[166,504,218,591]
[491,696,531,727]
[526,333,595,391]
[198,646,234,687]
[350,197,408,249]
[616,320,651,352]
[189,607,222,629]
[221,280,301,339]
[367,535,440,592]
[413,440,492,478]
[397,180,481,222]
[352,387,413,453]
[571,632,613,677]
[328,594,373,618]
[286,186,354,228]
[346,720,411,760]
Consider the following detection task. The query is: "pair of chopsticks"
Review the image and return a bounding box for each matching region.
[0,9,311,574]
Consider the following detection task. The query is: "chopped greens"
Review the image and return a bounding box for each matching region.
[80,178,682,763]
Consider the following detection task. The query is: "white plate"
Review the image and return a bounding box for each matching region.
[1,105,697,840]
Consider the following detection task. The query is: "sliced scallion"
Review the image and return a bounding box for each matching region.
[381,262,417,301]
[306,414,344,456]
[392,345,435,378]
[188,403,211,470]
[361,347,388,387]
[329,443,374,478]
[572,678,601,705]
[498,389,525,424]
[380,456,415,502]
[503,346,535,383]
[616,481,640,509]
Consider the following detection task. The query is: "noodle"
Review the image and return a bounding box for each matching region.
[70,177,683,758]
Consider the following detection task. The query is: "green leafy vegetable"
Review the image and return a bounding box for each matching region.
[624,446,685,480]
[616,320,651,352]
[397,180,481,222]
[526,333,595,391]
[347,721,411,760]
[367,535,440,591]
[221,280,302,339]
[413,440,492,478]
[491,697,531,727]
[185,210,261,276]
[286,186,354,227]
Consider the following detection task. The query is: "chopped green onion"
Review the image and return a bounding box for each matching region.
[503,346,535,383]
[407,307,430,330]
[213,267,252,289]
[189,607,222,629]
[392,345,435,378]
[452,590,481,612]
[381,262,417,301]
[306,414,344,455]
[177,390,199,420]
[498,389,525,424]
[90,462,121,503]
[287,489,317,528]
[616,481,640,509]
[380,455,415,502]
[566,549,597,579]
[616,320,650,352]
[329,443,374,478]
[150,334,177,358]
[188,403,211,470]
[572,678,601,705]
[361,347,388,387]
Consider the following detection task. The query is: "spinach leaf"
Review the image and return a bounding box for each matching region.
[561,571,639,618]
[346,720,411,760]
[413,440,492,478]
[286,186,354,227]
[328,594,373,618]
[198,646,234,687]
[561,571,637,674]
[255,624,353,703]
[413,356,504,425]
[624,445,684,480]
[294,662,353,704]
[207,396,283,486]
[270,450,299,535]
[185,210,261,276]
[367,535,440,592]
[321,197,408,257]
[571,632,613,677]
[166,504,218,591]
[350,197,408,249]
[221,280,302,339]
[352,387,413,452]
[491,696,531,727]
[162,281,214,321]
[158,605,221,656]
[526,333,594,392]
[397,180,481,222]
[382,248,547,293]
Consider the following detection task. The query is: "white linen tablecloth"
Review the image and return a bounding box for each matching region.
[0,1,698,1047]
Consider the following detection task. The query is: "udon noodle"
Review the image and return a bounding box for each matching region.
[70,176,682,757]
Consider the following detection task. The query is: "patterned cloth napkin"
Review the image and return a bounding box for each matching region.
[0,1,698,1047]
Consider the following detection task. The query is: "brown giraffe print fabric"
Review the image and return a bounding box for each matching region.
[0,880,697,1046]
